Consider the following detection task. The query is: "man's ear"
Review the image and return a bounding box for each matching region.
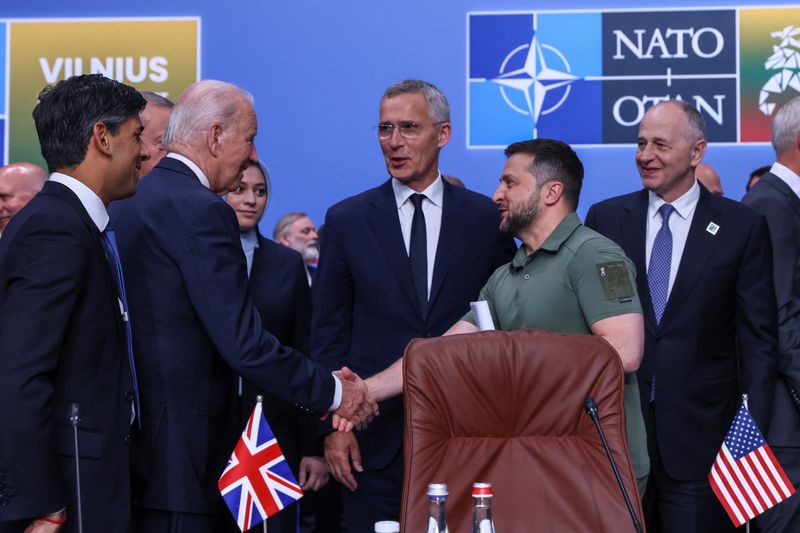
[543,180,564,206]
[92,122,113,157]
[690,138,707,167]
[207,123,223,156]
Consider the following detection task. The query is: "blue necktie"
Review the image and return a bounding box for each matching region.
[409,193,428,318]
[648,204,675,325]
[101,229,142,428]
[647,204,674,403]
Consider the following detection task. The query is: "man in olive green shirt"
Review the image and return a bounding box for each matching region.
[364,138,649,493]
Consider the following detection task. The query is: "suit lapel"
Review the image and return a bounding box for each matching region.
[763,172,800,218]
[659,186,721,327]
[46,181,124,335]
[366,181,424,321]
[428,181,467,312]
[621,190,654,328]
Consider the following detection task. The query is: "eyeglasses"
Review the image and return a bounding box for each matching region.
[376,121,446,140]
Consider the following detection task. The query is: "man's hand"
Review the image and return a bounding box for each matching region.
[298,456,330,491]
[332,367,378,431]
[25,510,66,533]
[324,431,362,491]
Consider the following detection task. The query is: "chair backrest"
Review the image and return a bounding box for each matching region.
[400,328,644,533]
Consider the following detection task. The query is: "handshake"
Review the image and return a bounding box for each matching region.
[329,367,380,432]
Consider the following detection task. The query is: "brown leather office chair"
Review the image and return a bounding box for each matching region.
[400,329,644,533]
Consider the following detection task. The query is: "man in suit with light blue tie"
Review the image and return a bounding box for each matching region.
[314,79,516,531]
[743,95,800,532]
[0,74,149,532]
[585,100,778,533]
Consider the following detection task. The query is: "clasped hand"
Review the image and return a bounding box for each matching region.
[329,366,378,432]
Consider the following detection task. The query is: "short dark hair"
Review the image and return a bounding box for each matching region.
[504,138,584,209]
[32,74,146,172]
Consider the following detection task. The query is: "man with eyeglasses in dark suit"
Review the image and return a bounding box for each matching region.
[312,79,516,531]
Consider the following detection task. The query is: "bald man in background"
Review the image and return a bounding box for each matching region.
[0,163,48,238]
[695,162,724,196]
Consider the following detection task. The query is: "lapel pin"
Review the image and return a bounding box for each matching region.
[706,222,719,235]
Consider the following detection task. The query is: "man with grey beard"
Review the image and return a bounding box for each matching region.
[274,211,319,285]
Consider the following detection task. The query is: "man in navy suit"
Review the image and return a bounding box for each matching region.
[0,74,148,532]
[743,95,800,532]
[313,79,515,531]
[111,80,376,532]
[585,100,778,532]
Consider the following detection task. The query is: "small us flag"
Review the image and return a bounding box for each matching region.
[219,399,303,531]
[708,403,795,527]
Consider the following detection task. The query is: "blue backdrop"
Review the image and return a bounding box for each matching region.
[1,0,796,234]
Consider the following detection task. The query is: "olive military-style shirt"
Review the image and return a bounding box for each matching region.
[463,212,649,478]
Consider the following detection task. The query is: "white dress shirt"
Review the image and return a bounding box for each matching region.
[645,179,700,297]
[167,153,211,189]
[392,173,444,299]
[769,162,800,199]
[49,173,109,231]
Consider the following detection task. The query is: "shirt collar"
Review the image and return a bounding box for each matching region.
[167,153,211,189]
[647,178,700,221]
[769,162,800,198]
[240,228,260,251]
[49,172,109,231]
[511,212,582,270]
[392,172,444,209]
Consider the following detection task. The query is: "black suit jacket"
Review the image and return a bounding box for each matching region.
[743,172,800,446]
[586,184,778,480]
[311,178,516,470]
[241,235,319,467]
[0,182,134,531]
[110,157,335,515]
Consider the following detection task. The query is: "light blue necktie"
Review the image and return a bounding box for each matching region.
[647,204,674,402]
[101,229,142,428]
[648,204,675,325]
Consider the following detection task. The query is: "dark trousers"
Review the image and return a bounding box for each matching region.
[754,446,800,532]
[340,449,403,533]
[644,406,740,533]
[131,507,239,533]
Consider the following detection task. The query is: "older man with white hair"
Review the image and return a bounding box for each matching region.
[111,80,376,532]
[743,95,800,532]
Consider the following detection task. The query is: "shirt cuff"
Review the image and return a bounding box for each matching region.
[329,374,342,411]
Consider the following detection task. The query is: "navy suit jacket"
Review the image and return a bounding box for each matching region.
[241,234,319,466]
[0,182,134,532]
[111,157,335,515]
[743,172,800,446]
[311,178,516,470]
[585,184,778,480]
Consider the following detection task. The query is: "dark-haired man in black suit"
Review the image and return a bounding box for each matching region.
[585,100,778,533]
[0,74,148,532]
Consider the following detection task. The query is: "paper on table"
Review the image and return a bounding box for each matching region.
[470,300,495,331]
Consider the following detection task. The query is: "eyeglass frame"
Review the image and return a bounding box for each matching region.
[375,120,448,140]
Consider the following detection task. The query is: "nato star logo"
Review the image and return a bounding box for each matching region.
[468,12,603,147]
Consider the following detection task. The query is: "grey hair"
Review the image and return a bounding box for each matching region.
[651,100,707,141]
[381,79,450,123]
[140,90,174,109]
[273,212,308,241]
[771,96,800,155]
[163,80,253,149]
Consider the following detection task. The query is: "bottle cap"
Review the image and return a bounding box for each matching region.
[427,483,448,497]
[374,520,400,532]
[472,482,493,496]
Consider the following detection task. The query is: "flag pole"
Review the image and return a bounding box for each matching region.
[257,395,268,533]
[743,393,750,533]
